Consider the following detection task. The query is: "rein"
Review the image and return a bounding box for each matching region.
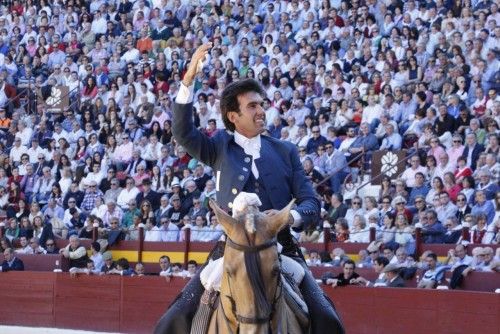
[221,236,282,333]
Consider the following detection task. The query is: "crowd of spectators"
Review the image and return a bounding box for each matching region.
[314,242,500,289]
[0,0,496,262]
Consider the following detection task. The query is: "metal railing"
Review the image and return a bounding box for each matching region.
[315,150,365,190]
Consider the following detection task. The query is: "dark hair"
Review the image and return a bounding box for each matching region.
[462,175,475,188]
[91,241,101,252]
[117,257,130,269]
[343,259,355,267]
[220,78,265,131]
[159,255,171,262]
[426,252,437,261]
[375,256,389,267]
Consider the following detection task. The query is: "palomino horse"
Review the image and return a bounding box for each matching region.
[207,198,303,334]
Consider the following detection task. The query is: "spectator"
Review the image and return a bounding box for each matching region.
[159,255,172,277]
[446,244,473,271]
[306,250,322,267]
[1,248,24,272]
[353,256,390,287]
[471,190,495,225]
[26,237,46,254]
[420,210,446,244]
[44,238,59,254]
[417,253,443,289]
[60,235,88,269]
[321,259,360,288]
[100,251,116,274]
[383,264,406,288]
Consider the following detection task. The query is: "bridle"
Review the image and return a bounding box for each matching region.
[220,236,283,333]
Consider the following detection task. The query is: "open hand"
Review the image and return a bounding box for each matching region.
[182,43,212,87]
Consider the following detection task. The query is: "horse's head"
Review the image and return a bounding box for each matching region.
[210,198,295,334]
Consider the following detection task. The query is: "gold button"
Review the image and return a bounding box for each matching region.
[255,182,259,187]
[255,189,259,194]
[244,157,251,163]
[232,188,237,195]
[228,202,233,208]
[238,175,244,181]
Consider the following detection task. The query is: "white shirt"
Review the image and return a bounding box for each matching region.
[116,187,140,210]
[234,131,261,179]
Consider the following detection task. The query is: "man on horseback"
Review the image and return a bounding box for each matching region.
[155,43,344,334]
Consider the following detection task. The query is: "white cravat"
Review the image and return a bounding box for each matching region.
[234,131,261,179]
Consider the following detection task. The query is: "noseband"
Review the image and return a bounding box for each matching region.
[222,236,282,332]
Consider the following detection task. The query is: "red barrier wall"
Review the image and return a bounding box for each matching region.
[0,272,499,334]
[328,287,500,334]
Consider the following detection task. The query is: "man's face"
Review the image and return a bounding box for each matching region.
[415,174,424,186]
[343,263,355,278]
[70,238,79,249]
[228,92,265,137]
[396,251,406,263]
[426,214,435,226]
[20,237,27,247]
[383,249,394,259]
[426,257,436,270]
[160,257,170,270]
[368,249,379,260]
[455,246,466,259]
[3,249,12,261]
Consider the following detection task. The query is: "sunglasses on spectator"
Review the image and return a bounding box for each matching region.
[352,202,361,205]
[46,243,54,246]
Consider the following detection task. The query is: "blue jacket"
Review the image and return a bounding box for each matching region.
[1,257,24,271]
[172,102,320,231]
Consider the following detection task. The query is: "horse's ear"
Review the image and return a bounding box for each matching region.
[268,199,296,236]
[209,199,237,236]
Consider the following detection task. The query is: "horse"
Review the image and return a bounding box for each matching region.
[207,198,303,334]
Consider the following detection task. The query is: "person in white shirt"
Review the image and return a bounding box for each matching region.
[15,120,33,146]
[144,220,161,242]
[400,156,428,188]
[9,137,28,165]
[90,10,107,35]
[26,139,47,164]
[121,42,140,64]
[116,177,140,210]
[158,217,180,242]
[446,244,473,271]
[80,163,105,189]
[142,135,163,163]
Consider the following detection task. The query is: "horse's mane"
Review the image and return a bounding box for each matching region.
[244,233,273,319]
[238,207,274,319]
